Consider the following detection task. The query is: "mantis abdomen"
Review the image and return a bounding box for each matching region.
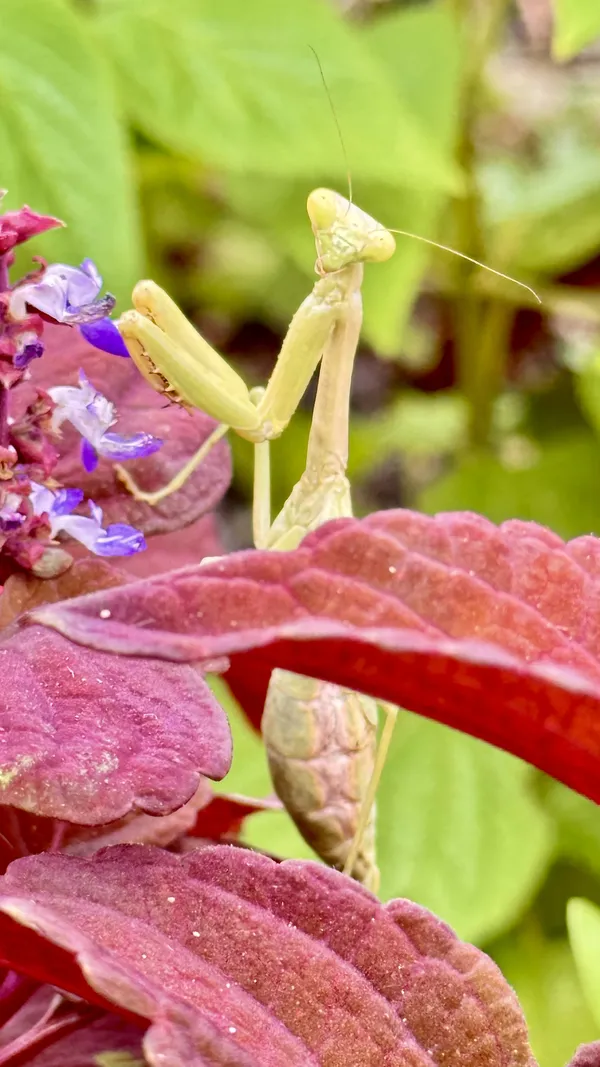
[262,668,379,893]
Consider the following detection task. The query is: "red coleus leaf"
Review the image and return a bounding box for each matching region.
[0,625,231,824]
[25,1013,146,1066]
[568,1046,600,1067]
[32,509,600,805]
[27,325,232,536]
[0,782,214,874]
[0,844,536,1066]
[0,783,269,873]
[1,983,146,1065]
[184,793,282,844]
[0,557,130,628]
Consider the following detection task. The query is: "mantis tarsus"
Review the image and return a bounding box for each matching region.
[116,186,540,892]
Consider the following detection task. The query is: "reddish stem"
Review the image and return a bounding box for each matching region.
[0,254,9,293]
[0,385,9,449]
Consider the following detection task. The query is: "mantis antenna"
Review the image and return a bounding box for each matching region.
[310,48,540,305]
[378,226,542,304]
[309,45,353,207]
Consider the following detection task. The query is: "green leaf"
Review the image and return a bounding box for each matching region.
[575,350,600,440]
[482,130,600,275]
[493,932,599,1066]
[377,713,552,943]
[218,4,464,355]
[359,3,463,351]
[418,431,600,541]
[568,898,600,1029]
[348,391,468,480]
[546,783,600,880]
[207,675,317,862]
[0,0,141,302]
[552,0,600,60]
[93,0,460,194]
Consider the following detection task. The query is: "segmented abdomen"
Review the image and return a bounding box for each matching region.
[262,668,379,892]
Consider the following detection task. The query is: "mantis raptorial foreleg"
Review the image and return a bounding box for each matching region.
[115,191,394,502]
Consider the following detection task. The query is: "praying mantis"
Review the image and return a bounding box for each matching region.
[117,188,398,890]
[116,183,539,891]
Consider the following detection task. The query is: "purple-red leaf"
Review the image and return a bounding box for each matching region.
[0,844,536,1066]
[567,1045,600,1067]
[32,509,600,804]
[0,625,231,824]
[27,325,231,535]
[183,793,282,845]
[25,1012,146,1066]
[0,783,258,874]
[0,557,130,629]
[0,983,145,1065]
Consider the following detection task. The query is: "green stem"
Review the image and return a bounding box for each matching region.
[468,300,513,446]
[450,0,511,447]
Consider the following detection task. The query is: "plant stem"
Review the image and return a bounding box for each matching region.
[450,0,511,447]
[0,254,10,293]
[469,300,513,445]
[0,385,9,449]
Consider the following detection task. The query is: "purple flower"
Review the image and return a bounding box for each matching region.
[48,369,163,473]
[9,258,116,325]
[13,334,44,369]
[29,482,146,557]
[79,317,130,357]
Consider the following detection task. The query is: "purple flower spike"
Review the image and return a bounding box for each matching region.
[9,258,116,325]
[49,369,163,471]
[28,482,146,558]
[79,317,130,357]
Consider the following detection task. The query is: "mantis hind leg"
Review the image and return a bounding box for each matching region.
[343,701,398,884]
[115,422,230,506]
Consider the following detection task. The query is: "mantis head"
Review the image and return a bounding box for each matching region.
[307,188,395,274]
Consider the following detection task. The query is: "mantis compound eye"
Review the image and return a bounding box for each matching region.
[364,228,396,264]
[306,188,339,230]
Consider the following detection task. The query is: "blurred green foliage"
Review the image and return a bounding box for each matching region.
[1,0,142,301]
[568,898,600,1029]
[5,0,600,1057]
[552,0,600,59]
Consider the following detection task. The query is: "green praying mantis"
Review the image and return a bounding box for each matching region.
[117,189,395,890]
[116,185,540,892]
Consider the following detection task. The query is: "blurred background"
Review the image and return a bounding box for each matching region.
[4,0,600,1059]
